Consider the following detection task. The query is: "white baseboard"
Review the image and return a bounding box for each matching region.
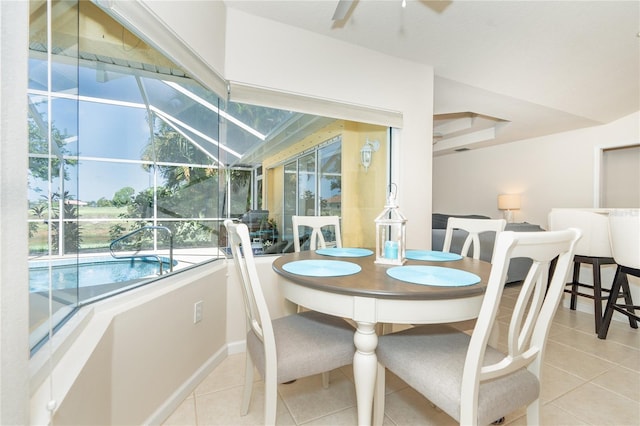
[144,344,235,425]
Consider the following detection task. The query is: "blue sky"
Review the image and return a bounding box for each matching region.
[29,100,152,202]
[28,57,338,207]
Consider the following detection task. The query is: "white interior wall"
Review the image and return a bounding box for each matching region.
[30,263,229,425]
[433,111,640,227]
[109,266,227,425]
[1,1,30,425]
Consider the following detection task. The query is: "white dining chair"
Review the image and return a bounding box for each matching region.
[292,215,342,252]
[224,220,355,425]
[373,228,582,426]
[598,209,639,339]
[442,217,507,261]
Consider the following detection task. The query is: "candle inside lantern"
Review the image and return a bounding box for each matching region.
[384,240,398,259]
[374,183,407,266]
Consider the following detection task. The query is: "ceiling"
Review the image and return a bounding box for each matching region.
[224,0,640,155]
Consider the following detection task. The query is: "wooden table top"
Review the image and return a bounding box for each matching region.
[272,250,491,301]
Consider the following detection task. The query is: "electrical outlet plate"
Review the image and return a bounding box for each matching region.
[193,301,203,323]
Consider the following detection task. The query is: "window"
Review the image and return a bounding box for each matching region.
[282,137,342,244]
[27,0,384,354]
[318,142,342,216]
[298,152,317,216]
[27,0,331,353]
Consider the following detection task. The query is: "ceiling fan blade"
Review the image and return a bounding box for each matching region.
[332,0,353,21]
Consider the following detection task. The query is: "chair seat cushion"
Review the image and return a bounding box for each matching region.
[247,310,355,384]
[377,325,539,425]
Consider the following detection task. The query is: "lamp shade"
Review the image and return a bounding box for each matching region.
[498,194,521,210]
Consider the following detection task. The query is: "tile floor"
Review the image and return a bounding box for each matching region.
[163,285,640,425]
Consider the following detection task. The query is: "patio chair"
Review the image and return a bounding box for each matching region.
[292,215,342,252]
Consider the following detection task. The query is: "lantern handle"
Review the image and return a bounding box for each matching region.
[386,183,398,207]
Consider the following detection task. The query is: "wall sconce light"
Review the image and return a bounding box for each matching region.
[360,138,380,172]
[498,194,521,223]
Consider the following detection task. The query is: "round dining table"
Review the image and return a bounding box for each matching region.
[272,249,492,426]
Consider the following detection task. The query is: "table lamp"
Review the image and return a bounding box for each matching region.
[498,194,521,223]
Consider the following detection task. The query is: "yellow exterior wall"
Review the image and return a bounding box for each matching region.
[263,120,387,249]
[342,122,387,249]
[265,165,283,233]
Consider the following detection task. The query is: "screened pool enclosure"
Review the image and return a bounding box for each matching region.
[27,0,349,352]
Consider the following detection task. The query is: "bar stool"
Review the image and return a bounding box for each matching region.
[548,209,617,333]
[598,209,639,339]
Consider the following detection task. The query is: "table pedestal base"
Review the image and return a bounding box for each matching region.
[353,321,378,426]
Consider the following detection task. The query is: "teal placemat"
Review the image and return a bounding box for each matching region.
[406,250,463,262]
[386,265,480,287]
[283,260,362,277]
[316,248,374,257]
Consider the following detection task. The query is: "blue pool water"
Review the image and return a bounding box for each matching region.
[29,256,176,292]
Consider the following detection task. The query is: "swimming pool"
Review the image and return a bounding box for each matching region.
[29,256,177,293]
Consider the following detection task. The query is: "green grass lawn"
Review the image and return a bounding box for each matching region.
[30,207,129,254]
[28,205,127,220]
[28,206,221,255]
[78,206,128,218]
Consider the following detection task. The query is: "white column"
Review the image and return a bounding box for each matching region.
[1,0,30,424]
